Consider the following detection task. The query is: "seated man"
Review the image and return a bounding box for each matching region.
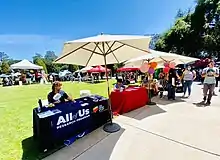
[48,81,73,104]
[114,78,126,90]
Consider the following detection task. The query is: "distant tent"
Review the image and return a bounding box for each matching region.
[10,59,43,70]
[80,66,93,72]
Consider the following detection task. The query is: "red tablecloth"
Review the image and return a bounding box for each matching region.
[110,87,149,114]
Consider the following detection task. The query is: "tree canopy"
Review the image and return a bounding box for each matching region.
[155,0,220,59]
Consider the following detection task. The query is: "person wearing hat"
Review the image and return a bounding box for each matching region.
[201,60,219,106]
[47,81,73,104]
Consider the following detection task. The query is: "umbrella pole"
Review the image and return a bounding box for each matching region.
[147,60,156,105]
[103,54,121,133]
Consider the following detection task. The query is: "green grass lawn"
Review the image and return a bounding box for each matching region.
[0,80,114,160]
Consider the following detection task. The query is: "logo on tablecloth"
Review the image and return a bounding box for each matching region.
[98,105,105,112]
[56,109,90,129]
[93,105,105,113]
[93,106,98,113]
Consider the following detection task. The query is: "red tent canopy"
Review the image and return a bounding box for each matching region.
[117,67,139,72]
[88,65,111,73]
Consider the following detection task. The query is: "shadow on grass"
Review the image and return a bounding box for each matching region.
[21,137,63,160]
[123,105,166,121]
[83,80,107,84]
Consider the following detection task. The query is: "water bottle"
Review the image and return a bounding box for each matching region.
[38,99,43,113]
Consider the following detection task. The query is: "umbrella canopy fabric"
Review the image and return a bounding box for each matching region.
[117,67,139,72]
[54,34,151,66]
[125,50,199,67]
[80,66,93,72]
[10,59,43,70]
[88,66,110,73]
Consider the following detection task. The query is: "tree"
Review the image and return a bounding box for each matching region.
[155,0,220,58]
[35,58,48,73]
[60,65,69,71]
[175,9,185,19]
[113,63,124,70]
[68,64,79,72]
[7,59,21,65]
[0,52,9,62]
[43,51,61,73]
[1,61,10,73]
[44,51,57,62]
[33,53,43,64]
[148,34,160,49]
[31,51,80,73]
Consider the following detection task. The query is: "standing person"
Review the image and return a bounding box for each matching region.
[182,65,196,97]
[201,60,219,106]
[77,72,81,82]
[167,68,180,100]
[158,71,166,98]
[49,74,53,84]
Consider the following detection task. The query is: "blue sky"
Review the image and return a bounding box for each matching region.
[0,0,195,60]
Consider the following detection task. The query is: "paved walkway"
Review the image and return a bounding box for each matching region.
[44,83,220,160]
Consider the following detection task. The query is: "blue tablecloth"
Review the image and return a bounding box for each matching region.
[33,95,111,151]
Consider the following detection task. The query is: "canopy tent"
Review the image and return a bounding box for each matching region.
[11,72,21,77]
[125,50,199,67]
[59,70,72,77]
[10,59,43,70]
[117,67,139,72]
[216,61,220,65]
[80,66,93,72]
[51,73,59,76]
[88,65,110,73]
[0,74,10,78]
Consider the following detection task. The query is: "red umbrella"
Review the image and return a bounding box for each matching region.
[88,65,110,73]
[117,67,139,72]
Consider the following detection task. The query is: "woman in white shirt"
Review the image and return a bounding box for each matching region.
[182,65,196,97]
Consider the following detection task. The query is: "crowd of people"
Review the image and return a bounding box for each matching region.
[0,70,48,86]
[114,60,219,107]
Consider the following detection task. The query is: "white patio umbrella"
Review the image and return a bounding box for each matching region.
[125,50,198,67]
[10,59,43,70]
[55,34,151,133]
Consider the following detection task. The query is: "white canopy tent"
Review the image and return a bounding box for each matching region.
[10,59,43,70]
[80,66,93,72]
